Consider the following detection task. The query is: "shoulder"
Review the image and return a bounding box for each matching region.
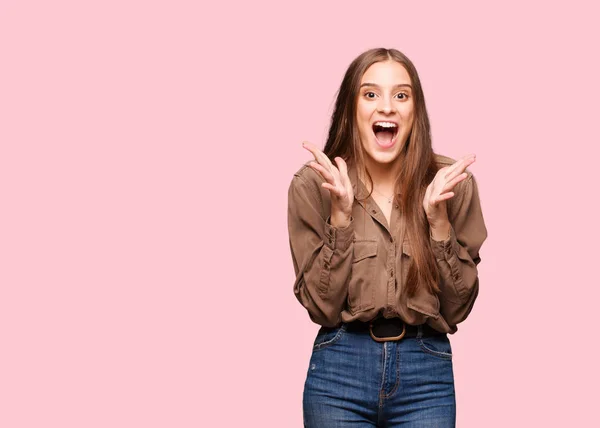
[288,162,328,204]
[293,162,325,181]
[290,162,326,191]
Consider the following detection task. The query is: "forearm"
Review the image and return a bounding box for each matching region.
[427,172,487,329]
[430,223,480,326]
[293,219,354,326]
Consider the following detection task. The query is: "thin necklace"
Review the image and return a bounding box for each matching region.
[372,188,394,204]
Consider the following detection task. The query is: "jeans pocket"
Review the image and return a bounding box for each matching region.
[312,324,346,351]
[417,334,453,360]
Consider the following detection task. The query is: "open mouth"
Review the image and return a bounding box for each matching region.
[372,121,398,148]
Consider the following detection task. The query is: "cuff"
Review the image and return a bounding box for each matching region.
[324,216,354,251]
[430,223,460,261]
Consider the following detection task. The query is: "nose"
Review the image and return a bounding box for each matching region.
[377,96,393,114]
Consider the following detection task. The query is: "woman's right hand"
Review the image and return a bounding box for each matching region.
[302,141,354,228]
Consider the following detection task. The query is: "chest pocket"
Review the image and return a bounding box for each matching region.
[347,240,378,314]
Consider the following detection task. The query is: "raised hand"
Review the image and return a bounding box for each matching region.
[423,154,476,227]
[302,141,354,227]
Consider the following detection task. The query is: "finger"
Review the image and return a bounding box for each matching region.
[334,157,349,185]
[303,141,334,171]
[456,153,476,165]
[302,141,324,163]
[424,182,432,202]
[303,141,332,166]
[434,192,455,204]
[322,182,343,198]
[440,172,468,193]
[445,155,475,178]
[444,154,476,179]
[308,161,336,184]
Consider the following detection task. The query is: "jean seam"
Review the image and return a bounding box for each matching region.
[381,341,401,399]
[313,324,347,351]
[378,342,387,409]
[417,338,453,360]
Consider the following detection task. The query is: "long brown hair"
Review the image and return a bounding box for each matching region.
[323,48,440,297]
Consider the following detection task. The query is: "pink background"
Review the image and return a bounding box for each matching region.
[1,0,599,426]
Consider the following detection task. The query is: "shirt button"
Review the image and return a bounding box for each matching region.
[371,209,377,214]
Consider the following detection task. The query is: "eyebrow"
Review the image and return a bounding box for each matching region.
[360,83,413,90]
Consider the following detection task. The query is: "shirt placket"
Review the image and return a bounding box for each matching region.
[359,198,400,317]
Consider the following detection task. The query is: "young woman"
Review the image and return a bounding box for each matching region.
[287,48,488,427]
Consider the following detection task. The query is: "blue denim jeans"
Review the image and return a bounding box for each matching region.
[303,323,456,427]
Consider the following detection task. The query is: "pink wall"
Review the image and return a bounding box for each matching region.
[1,0,598,426]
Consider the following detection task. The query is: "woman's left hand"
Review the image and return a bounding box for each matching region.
[423,154,476,227]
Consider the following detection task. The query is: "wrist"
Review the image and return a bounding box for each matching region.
[429,220,451,241]
[330,211,352,228]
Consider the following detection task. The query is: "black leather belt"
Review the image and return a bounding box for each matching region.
[346,317,445,342]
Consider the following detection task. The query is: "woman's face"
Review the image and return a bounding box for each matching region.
[356,60,415,166]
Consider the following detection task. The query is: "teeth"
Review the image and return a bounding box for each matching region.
[374,122,397,128]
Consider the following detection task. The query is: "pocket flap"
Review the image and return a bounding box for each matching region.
[353,240,378,262]
[402,241,412,256]
[407,294,440,319]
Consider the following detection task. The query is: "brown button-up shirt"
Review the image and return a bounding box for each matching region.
[287,154,488,333]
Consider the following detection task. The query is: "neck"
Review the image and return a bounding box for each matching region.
[361,155,403,194]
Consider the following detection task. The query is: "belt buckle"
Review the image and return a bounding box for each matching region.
[369,319,406,342]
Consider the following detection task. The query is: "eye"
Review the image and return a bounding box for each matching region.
[395,92,409,100]
[364,91,377,99]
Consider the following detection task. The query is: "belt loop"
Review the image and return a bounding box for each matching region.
[416,324,423,339]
